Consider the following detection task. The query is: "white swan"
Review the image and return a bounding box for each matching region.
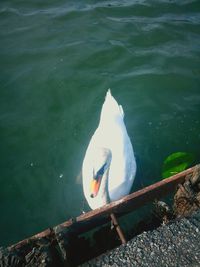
[82,90,136,210]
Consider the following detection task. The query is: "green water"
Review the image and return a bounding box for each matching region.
[0,0,200,247]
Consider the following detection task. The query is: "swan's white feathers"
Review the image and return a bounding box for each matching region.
[119,105,124,118]
[82,90,136,209]
[100,90,124,126]
[91,147,111,177]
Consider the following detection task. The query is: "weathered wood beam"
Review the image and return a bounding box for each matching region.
[63,165,196,226]
[9,165,196,251]
[8,228,55,251]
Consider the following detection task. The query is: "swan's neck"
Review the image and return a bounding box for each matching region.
[98,169,110,204]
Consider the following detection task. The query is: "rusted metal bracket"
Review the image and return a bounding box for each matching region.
[110,213,126,244]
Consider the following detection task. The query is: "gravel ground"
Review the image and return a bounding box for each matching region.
[81,210,200,267]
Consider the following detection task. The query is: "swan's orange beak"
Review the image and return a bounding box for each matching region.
[90,177,101,198]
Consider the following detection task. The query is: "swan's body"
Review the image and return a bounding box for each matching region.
[82,90,136,210]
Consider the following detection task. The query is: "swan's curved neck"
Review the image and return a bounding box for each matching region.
[98,169,110,204]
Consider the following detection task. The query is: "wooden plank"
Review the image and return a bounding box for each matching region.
[8,228,55,251]
[63,165,196,226]
[8,165,196,250]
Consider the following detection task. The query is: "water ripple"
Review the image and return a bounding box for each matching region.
[107,13,200,25]
[1,1,199,18]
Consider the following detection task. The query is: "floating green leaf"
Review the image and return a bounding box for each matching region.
[162,152,195,179]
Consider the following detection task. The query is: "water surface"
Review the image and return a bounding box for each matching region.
[0,0,200,246]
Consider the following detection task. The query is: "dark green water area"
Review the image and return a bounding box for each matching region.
[0,0,200,247]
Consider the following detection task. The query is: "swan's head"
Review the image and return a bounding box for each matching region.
[90,162,107,198]
[89,147,111,199]
[82,146,112,209]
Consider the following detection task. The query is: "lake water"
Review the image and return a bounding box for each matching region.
[0,0,200,247]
